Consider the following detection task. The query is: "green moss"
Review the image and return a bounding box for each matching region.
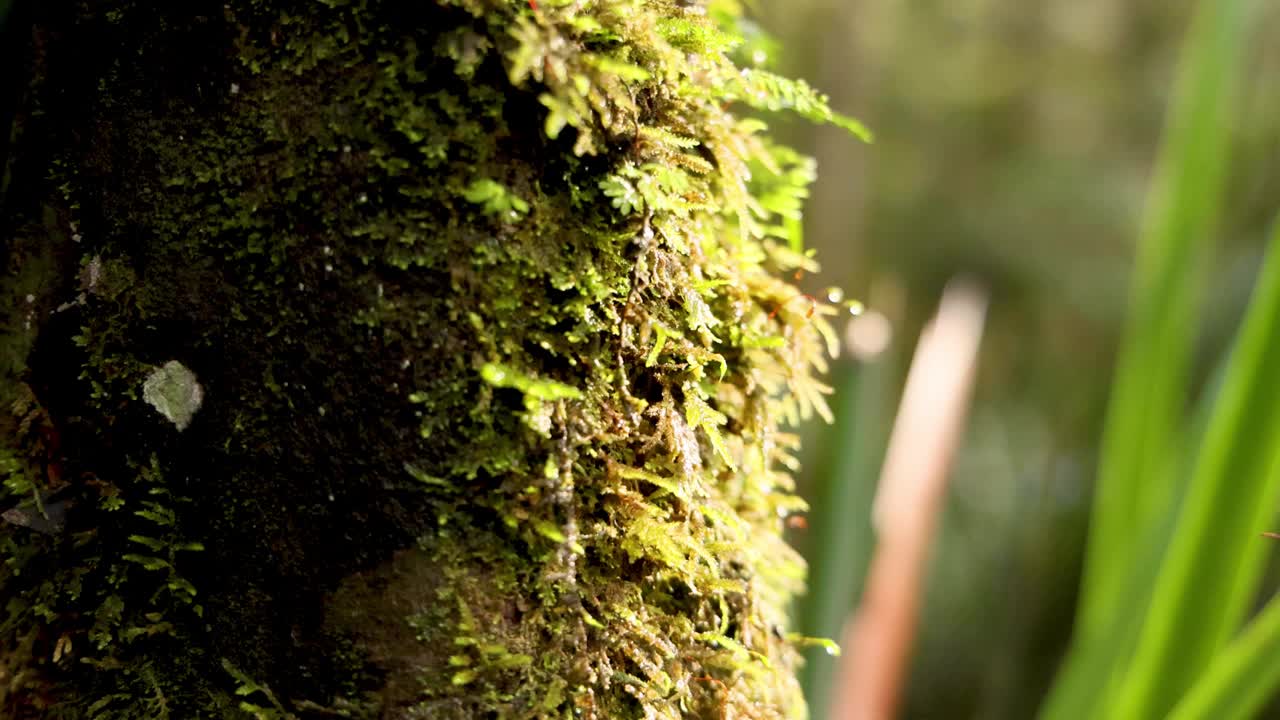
[0,0,864,717]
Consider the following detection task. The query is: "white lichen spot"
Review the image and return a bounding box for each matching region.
[82,255,103,294]
[143,360,204,431]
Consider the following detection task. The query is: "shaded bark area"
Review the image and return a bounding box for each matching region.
[1,1,837,717]
[2,3,462,715]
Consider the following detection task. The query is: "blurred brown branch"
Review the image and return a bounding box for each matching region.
[831,279,987,720]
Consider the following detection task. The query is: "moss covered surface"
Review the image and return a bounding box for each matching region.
[0,0,862,717]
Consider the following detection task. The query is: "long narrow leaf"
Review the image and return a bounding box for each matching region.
[1167,583,1280,720]
[1109,220,1280,718]
[798,358,893,717]
[1039,351,1229,720]
[1074,0,1256,649]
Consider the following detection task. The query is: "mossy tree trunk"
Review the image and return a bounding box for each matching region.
[0,1,856,717]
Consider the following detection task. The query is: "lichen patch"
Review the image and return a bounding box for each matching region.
[142,361,204,431]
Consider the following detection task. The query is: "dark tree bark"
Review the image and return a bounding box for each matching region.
[0,1,851,717]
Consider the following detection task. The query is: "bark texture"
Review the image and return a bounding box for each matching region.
[0,1,854,717]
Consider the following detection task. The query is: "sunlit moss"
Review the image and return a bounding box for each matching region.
[0,0,863,717]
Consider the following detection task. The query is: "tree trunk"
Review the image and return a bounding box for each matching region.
[0,1,846,717]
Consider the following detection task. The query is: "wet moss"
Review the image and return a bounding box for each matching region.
[0,0,863,717]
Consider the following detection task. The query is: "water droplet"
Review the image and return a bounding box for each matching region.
[825,286,844,303]
[752,49,768,66]
[846,300,865,316]
[845,310,891,360]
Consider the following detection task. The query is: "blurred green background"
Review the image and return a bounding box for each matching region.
[758,1,1280,718]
